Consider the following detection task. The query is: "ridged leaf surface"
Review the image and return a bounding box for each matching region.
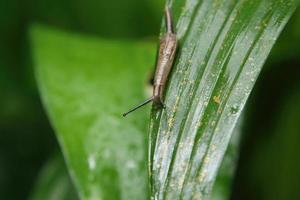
[149,0,299,199]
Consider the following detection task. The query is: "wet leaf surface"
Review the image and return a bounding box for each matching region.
[149,0,299,199]
[32,26,156,200]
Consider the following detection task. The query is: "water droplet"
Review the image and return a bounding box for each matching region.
[230,104,239,114]
[88,154,96,170]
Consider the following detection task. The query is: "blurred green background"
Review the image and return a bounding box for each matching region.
[0,0,299,199]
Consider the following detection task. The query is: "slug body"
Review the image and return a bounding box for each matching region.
[123,7,177,117]
[153,21,177,105]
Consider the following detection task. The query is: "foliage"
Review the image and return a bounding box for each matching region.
[31,26,155,199]
[149,0,298,199]
[0,0,299,200]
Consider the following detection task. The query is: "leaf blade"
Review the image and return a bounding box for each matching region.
[29,154,79,200]
[31,25,156,200]
[149,0,299,199]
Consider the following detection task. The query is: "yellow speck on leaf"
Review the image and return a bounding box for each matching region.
[168,117,175,128]
[211,144,217,151]
[193,193,202,200]
[213,95,221,104]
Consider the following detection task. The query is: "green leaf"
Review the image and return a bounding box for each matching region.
[211,116,242,200]
[149,0,299,199]
[266,7,300,67]
[29,154,79,200]
[31,25,156,200]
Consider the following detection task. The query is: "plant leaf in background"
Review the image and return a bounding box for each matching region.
[31,26,156,200]
[265,7,300,67]
[149,0,299,199]
[29,154,79,200]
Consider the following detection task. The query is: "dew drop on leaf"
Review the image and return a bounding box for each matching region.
[230,104,239,115]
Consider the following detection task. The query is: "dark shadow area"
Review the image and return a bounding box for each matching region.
[231,59,300,200]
